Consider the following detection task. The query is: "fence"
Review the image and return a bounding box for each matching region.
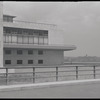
[0,65,100,85]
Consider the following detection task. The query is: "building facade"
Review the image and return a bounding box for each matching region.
[0,2,76,67]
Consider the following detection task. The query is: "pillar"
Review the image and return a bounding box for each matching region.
[0,2,3,67]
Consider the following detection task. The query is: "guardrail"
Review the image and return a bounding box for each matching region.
[0,65,100,85]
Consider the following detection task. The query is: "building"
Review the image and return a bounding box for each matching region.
[0,2,76,67]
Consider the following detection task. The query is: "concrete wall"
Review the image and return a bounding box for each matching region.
[3,48,64,67]
[0,2,3,67]
[48,29,64,45]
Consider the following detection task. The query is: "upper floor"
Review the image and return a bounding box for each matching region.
[3,14,64,46]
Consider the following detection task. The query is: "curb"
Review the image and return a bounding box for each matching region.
[0,79,100,92]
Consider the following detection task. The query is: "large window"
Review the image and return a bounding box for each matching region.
[5,60,11,64]
[39,37,44,44]
[3,16,13,22]
[4,28,48,45]
[18,36,23,43]
[23,36,29,44]
[17,60,23,64]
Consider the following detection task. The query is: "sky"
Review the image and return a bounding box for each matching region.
[2,1,100,57]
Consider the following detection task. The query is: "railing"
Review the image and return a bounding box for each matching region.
[0,65,100,85]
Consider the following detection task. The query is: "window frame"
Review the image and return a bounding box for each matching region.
[38,50,43,55]
[5,60,11,64]
[17,50,23,55]
[5,50,11,54]
[17,60,23,64]
[28,60,33,64]
[38,60,43,64]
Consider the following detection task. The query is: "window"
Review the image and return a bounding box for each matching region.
[39,37,44,44]
[17,50,23,54]
[18,36,23,43]
[17,60,23,64]
[28,60,33,64]
[5,50,11,54]
[38,50,43,55]
[23,36,29,44]
[28,50,33,54]
[5,60,11,64]
[38,60,43,64]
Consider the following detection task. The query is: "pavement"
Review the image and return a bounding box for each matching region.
[0,79,100,98]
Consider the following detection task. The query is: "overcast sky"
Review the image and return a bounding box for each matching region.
[3,1,100,57]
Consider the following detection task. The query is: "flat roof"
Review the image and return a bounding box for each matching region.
[3,14,16,18]
[4,43,76,51]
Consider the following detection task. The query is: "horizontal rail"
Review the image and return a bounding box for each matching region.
[1,65,100,69]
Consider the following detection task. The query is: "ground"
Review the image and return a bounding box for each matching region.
[0,80,100,98]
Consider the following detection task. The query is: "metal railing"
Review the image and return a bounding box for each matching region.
[0,65,100,85]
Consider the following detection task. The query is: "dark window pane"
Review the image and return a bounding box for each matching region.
[28,50,33,54]
[28,60,33,64]
[5,60,11,64]
[38,50,43,55]
[17,50,23,54]
[5,50,11,54]
[38,60,43,64]
[17,60,22,64]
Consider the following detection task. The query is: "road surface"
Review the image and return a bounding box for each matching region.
[0,81,100,98]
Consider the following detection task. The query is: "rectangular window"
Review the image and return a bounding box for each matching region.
[28,50,33,54]
[5,60,11,64]
[34,36,38,44]
[38,60,43,64]
[38,50,43,55]
[39,37,44,44]
[23,36,29,44]
[5,35,12,43]
[5,50,11,54]
[12,35,17,43]
[17,60,23,64]
[29,36,34,44]
[17,50,23,54]
[18,36,23,43]
[28,60,33,64]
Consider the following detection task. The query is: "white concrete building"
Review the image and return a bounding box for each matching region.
[0,2,76,67]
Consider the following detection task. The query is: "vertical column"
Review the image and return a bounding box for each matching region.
[0,2,3,67]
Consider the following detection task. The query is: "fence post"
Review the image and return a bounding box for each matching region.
[56,67,58,81]
[76,66,78,80]
[6,68,8,85]
[33,67,35,83]
[93,66,96,79]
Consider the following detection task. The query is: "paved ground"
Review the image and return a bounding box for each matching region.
[0,80,100,98]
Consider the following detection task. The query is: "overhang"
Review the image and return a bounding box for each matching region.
[4,43,76,51]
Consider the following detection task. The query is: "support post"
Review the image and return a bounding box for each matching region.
[56,67,58,81]
[76,66,78,80]
[33,67,35,83]
[6,68,8,85]
[0,2,3,67]
[93,66,96,79]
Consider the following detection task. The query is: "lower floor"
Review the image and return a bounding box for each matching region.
[3,48,64,67]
